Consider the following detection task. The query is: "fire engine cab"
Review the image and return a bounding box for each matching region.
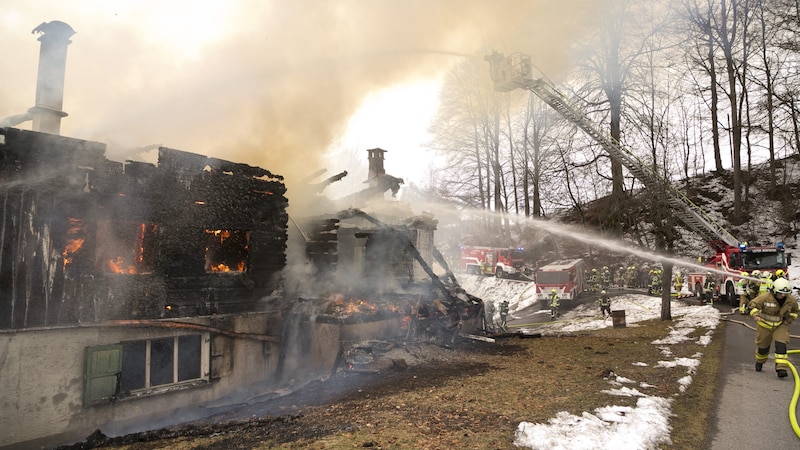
[460,245,525,278]
[686,241,791,305]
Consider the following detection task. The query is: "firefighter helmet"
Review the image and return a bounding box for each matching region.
[601,290,606,294]
[751,270,761,277]
[740,271,748,277]
[551,288,557,294]
[773,278,792,294]
[776,269,786,278]
[762,271,772,278]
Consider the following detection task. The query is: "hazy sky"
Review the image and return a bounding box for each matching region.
[1,0,602,190]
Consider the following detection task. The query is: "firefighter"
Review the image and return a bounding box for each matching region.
[648,269,661,295]
[600,266,611,290]
[589,268,599,292]
[615,266,626,288]
[759,271,773,293]
[625,265,637,288]
[737,272,753,315]
[673,271,684,295]
[748,277,800,378]
[483,300,497,333]
[598,290,611,318]
[499,300,509,331]
[549,289,560,320]
[702,272,716,304]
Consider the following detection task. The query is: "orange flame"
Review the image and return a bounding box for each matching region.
[205,229,247,272]
[107,257,137,274]
[210,263,231,272]
[63,218,85,269]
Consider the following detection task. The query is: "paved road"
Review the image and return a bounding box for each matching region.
[709,308,800,448]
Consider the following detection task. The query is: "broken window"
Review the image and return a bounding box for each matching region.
[85,333,209,405]
[95,221,157,274]
[204,229,249,272]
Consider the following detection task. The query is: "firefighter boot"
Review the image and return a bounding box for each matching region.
[775,343,789,378]
[755,347,769,372]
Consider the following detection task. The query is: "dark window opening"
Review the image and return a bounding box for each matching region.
[178,335,202,381]
[149,337,174,387]
[96,221,158,274]
[205,229,249,272]
[120,340,146,392]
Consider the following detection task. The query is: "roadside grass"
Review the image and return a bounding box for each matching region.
[103,317,723,449]
[664,321,724,449]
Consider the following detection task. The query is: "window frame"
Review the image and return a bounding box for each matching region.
[84,332,211,406]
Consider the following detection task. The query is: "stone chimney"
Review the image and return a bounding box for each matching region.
[366,148,387,181]
[29,21,75,135]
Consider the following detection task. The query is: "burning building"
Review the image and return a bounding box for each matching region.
[0,128,289,448]
[0,132,483,448]
[0,21,483,449]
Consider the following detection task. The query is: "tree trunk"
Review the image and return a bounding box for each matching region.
[661,261,673,321]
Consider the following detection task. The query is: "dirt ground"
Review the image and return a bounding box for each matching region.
[58,317,721,450]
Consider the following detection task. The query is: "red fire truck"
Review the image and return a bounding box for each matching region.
[686,241,791,305]
[535,259,585,301]
[460,246,525,278]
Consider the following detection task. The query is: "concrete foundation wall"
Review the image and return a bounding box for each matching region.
[0,312,280,449]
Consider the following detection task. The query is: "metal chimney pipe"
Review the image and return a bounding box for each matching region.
[29,21,75,135]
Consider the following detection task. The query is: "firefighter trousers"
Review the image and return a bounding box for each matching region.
[754,323,790,371]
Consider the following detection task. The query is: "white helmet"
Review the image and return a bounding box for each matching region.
[751,270,761,277]
[773,278,792,294]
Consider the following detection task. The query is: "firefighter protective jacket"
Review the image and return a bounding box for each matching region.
[748,291,800,329]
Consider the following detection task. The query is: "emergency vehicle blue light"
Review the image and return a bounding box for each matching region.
[738,242,747,250]
[777,242,784,250]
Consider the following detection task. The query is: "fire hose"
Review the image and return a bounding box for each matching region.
[722,314,800,439]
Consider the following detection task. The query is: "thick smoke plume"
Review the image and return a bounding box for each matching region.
[2,0,602,191]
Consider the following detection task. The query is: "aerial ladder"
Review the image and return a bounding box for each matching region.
[484,51,790,304]
[484,51,738,250]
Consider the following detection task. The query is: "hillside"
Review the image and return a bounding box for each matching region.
[518,154,800,273]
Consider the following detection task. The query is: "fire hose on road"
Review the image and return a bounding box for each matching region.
[722,314,800,439]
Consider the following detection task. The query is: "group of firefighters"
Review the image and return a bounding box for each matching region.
[585,265,673,293]
[488,265,799,378]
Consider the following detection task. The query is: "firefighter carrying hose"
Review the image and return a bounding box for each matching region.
[747,277,800,378]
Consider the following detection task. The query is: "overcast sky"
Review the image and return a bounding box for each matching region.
[1,0,603,191]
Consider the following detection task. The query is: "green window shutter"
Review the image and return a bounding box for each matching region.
[84,344,122,406]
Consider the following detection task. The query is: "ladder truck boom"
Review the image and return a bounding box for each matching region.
[485,51,738,248]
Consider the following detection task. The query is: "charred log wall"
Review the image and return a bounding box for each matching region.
[0,128,288,330]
